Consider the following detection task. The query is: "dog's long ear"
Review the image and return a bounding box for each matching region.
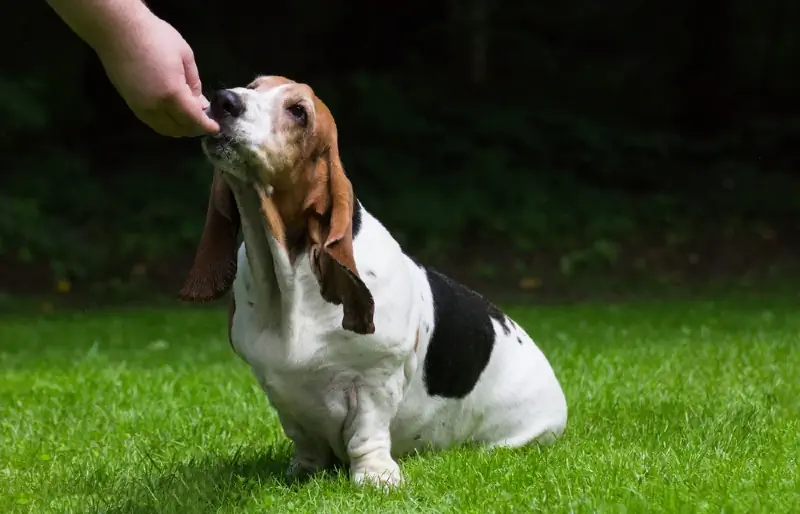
[304,145,375,334]
[179,170,241,301]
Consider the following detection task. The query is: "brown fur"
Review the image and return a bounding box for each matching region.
[305,142,375,334]
[179,76,375,335]
[256,186,287,248]
[178,170,240,301]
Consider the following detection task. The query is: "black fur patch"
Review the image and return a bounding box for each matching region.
[421,266,505,399]
[352,199,362,238]
[493,307,512,335]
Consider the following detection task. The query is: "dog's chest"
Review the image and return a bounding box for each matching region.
[229,279,365,434]
[254,356,354,440]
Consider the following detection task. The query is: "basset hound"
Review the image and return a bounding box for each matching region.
[179,76,568,488]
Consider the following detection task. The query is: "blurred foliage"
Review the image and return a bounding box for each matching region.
[2,0,800,293]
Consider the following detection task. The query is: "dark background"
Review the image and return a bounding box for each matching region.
[2,0,800,307]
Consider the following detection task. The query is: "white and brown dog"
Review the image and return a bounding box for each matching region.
[180,76,568,488]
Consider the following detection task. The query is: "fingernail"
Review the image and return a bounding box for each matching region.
[199,95,210,110]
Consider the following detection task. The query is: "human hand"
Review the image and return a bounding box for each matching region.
[95,11,219,137]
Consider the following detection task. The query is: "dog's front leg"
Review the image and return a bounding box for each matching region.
[342,379,403,488]
[277,413,333,479]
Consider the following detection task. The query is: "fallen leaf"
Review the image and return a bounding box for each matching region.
[757,227,776,240]
[56,279,71,294]
[518,276,542,290]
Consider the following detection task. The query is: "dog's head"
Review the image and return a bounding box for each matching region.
[179,76,374,334]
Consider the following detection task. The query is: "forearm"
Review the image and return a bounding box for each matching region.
[46,0,152,53]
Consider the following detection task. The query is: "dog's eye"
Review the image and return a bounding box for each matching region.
[286,104,308,126]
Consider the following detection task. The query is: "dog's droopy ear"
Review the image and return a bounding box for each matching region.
[305,149,375,334]
[179,170,241,301]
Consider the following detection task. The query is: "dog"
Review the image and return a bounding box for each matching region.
[179,75,568,487]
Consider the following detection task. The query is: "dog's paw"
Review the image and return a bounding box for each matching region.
[286,457,326,479]
[351,461,404,489]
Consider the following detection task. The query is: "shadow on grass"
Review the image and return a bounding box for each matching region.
[100,446,299,514]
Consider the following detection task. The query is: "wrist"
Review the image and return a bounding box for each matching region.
[47,0,154,56]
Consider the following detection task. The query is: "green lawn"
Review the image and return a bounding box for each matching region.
[1,297,798,513]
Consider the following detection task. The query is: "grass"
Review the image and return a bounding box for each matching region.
[1,296,799,513]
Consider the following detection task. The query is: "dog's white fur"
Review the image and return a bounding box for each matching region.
[188,76,568,488]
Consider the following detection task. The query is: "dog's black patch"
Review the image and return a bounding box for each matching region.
[493,307,512,335]
[517,336,523,345]
[352,199,362,238]
[420,266,503,399]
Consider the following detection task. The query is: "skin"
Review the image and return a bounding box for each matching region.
[47,0,219,137]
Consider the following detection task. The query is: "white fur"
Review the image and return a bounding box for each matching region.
[206,83,569,488]
[206,84,305,182]
[226,192,568,487]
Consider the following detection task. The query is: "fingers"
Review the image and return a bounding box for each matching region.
[183,48,204,98]
[122,46,219,137]
[141,88,218,138]
[172,48,219,136]
[170,88,220,135]
[132,108,182,138]
[198,94,210,111]
[138,49,218,137]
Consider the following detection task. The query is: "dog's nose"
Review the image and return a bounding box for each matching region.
[209,89,245,119]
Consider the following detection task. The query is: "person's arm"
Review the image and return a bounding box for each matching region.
[46,0,151,54]
[47,0,218,137]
